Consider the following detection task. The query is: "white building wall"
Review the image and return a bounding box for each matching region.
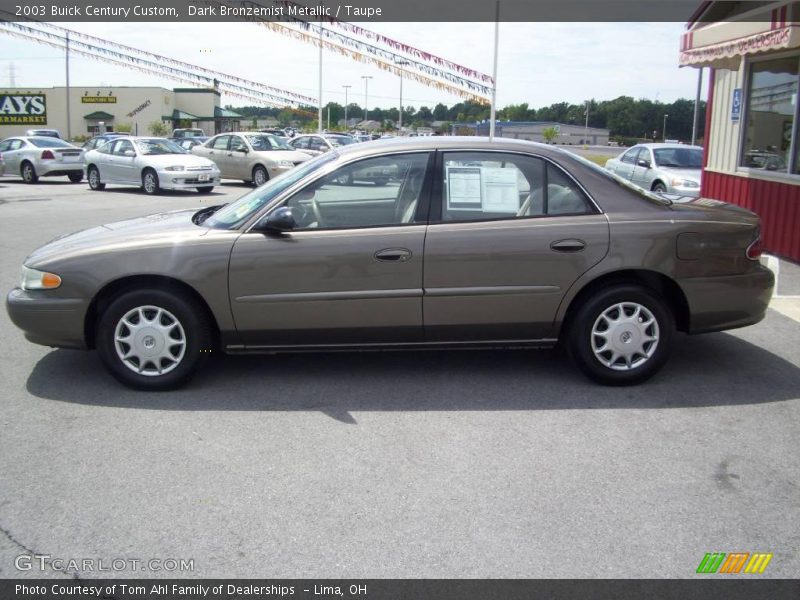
[706,66,745,174]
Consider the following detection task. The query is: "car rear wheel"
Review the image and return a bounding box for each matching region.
[252,165,268,187]
[68,172,83,183]
[96,289,213,390]
[142,169,160,195]
[87,166,105,190]
[21,162,38,184]
[196,186,214,193]
[567,284,673,385]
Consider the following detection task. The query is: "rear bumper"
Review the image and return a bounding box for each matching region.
[679,265,774,334]
[6,288,89,349]
[39,164,83,176]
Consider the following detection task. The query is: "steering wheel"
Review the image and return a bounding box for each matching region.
[310,194,325,227]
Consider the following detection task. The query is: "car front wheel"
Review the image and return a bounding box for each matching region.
[87,166,105,190]
[567,284,674,385]
[96,289,213,390]
[142,169,160,195]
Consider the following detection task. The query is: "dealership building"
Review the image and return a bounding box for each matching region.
[460,121,610,146]
[681,1,800,261]
[0,86,242,138]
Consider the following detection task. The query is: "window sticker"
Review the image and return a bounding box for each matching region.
[446,166,483,210]
[482,168,520,213]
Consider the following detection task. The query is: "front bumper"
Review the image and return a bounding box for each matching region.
[679,265,775,334]
[668,184,701,197]
[157,169,221,190]
[6,287,89,349]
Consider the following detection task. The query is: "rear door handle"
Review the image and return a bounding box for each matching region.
[374,248,412,262]
[550,239,586,253]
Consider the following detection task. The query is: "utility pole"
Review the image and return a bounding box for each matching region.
[327,105,330,130]
[395,59,409,131]
[361,75,372,126]
[663,114,669,142]
[489,0,500,140]
[65,31,72,139]
[317,21,323,133]
[342,84,351,130]
[583,100,590,149]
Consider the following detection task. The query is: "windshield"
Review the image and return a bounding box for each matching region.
[135,138,187,155]
[246,134,292,151]
[29,137,73,148]
[326,135,355,147]
[653,147,702,168]
[205,152,336,229]
[559,149,672,206]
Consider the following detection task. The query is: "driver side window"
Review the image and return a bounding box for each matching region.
[112,140,134,156]
[283,153,430,230]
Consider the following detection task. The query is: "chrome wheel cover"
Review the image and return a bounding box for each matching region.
[254,168,266,186]
[591,302,659,371]
[89,169,99,187]
[22,164,33,181]
[114,305,186,377]
[143,172,156,193]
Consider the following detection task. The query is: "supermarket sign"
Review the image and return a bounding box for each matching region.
[0,93,47,125]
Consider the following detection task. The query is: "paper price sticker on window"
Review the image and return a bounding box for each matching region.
[482,168,520,213]
[446,166,483,210]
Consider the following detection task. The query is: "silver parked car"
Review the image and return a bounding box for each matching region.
[192,132,311,186]
[0,136,83,183]
[288,133,356,156]
[605,143,703,197]
[84,137,220,195]
[0,136,84,183]
[6,137,772,391]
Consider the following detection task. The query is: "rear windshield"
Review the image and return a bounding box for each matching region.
[29,138,74,148]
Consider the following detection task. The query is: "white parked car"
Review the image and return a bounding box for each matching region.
[84,137,220,195]
[0,136,84,183]
[605,143,703,197]
[192,132,312,186]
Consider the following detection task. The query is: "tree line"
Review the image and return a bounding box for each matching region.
[230,96,705,143]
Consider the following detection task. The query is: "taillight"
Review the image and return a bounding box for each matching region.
[41,150,55,159]
[746,235,763,260]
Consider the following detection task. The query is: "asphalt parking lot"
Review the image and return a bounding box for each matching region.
[0,176,798,579]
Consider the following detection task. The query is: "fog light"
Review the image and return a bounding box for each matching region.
[172,178,179,183]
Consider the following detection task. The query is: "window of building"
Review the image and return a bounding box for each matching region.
[741,55,800,174]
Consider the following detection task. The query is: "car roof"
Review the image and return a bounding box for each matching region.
[637,143,703,150]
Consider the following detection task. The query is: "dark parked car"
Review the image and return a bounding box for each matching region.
[81,132,131,152]
[6,137,773,390]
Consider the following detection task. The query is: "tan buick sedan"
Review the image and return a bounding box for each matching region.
[192,131,312,186]
[7,137,773,390]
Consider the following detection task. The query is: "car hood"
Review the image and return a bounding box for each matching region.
[140,154,217,168]
[656,166,701,183]
[26,208,207,267]
[252,149,312,162]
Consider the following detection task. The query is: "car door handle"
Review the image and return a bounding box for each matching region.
[550,239,586,252]
[374,248,412,262]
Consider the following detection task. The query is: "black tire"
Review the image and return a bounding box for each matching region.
[142,168,160,195]
[67,172,83,183]
[21,161,38,184]
[652,181,667,193]
[95,289,214,391]
[566,284,674,386]
[87,166,105,190]
[196,186,214,193]
[252,165,268,187]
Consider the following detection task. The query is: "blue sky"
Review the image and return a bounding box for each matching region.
[0,22,706,110]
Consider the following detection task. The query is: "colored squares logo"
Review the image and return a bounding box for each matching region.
[697,552,773,574]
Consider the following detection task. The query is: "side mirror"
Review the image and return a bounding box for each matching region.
[123,149,136,157]
[316,145,328,152]
[235,147,248,153]
[257,207,295,232]
[637,158,651,168]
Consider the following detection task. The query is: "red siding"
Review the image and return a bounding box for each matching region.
[701,170,800,261]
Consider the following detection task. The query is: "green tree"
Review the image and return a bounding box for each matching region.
[115,122,133,133]
[542,126,558,144]
[148,121,169,136]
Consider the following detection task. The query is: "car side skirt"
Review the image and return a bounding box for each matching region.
[224,338,559,354]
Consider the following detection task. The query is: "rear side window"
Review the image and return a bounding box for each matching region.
[439,152,594,222]
[211,136,230,150]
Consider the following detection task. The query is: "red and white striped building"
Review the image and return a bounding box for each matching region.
[682,1,800,261]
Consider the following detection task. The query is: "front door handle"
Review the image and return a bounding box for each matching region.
[374,248,412,262]
[550,239,586,253]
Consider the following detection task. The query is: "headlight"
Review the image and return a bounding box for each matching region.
[671,178,700,188]
[164,165,185,171]
[277,160,294,167]
[21,266,61,290]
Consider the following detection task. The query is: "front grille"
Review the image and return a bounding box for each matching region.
[187,166,213,171]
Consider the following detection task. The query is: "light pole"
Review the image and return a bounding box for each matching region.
[395,59,409,131]
[342,84,351,131]
[663,113,669,142]
[489,0,500,140]
[361,75,372,127]
[583,100,590,149]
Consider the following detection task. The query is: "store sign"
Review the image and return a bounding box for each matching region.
[731,88,742,122]
[126,100,151,118]
[0,93,47,125]
[82,93,117,104]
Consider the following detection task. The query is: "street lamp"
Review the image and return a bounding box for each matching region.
[663,114,669,142]
[361,75,373,127]
[342,84,351,131]
[395,59,409,131]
